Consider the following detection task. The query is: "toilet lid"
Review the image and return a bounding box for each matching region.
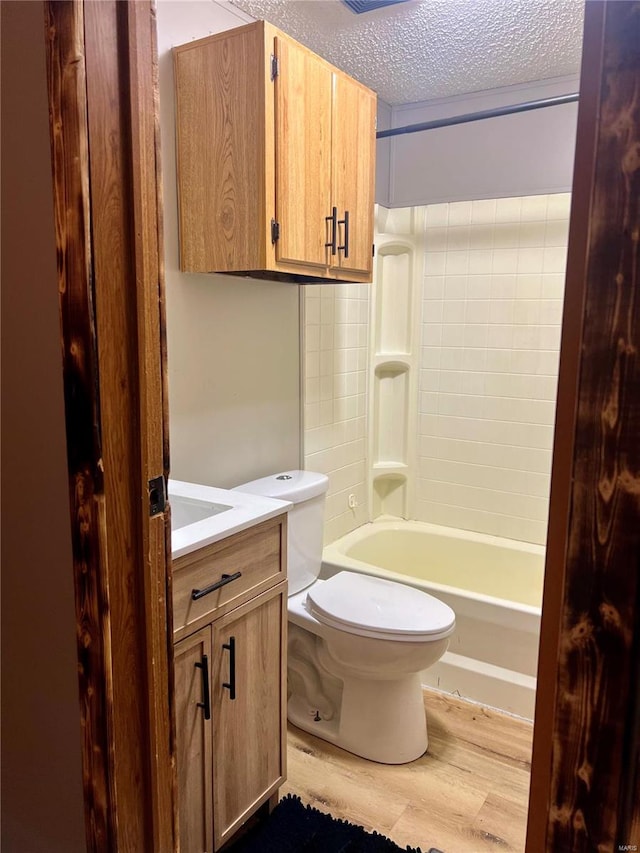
[306,571,455,642]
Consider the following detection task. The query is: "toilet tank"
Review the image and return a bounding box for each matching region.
[233,471,329,595]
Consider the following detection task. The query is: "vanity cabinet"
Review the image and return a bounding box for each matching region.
[173,515,288,852]
[173,21,376,283]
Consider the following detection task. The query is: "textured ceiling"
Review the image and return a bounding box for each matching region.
[229,0,584,105]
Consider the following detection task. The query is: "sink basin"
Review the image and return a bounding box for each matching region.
[168,479,291,559]
[170,494,232,532]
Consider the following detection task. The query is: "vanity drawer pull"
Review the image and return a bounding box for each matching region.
[191,571,242,601]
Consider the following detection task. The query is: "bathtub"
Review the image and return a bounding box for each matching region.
[321,520,544,719]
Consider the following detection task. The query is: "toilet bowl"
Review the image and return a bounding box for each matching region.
[288,572,454,763]
[233,471,456,764]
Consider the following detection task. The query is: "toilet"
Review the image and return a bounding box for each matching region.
[233,470,456,764]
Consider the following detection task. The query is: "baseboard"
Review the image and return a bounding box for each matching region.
[421,651,536,719]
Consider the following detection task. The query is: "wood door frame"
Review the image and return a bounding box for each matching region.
[45,0,638,850]
[45,1,175,850]
[526,1,640,849]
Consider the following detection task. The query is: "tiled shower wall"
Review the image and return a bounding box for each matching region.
[302,194,569,547]
[417,194,570,544]
[303,285,370,544]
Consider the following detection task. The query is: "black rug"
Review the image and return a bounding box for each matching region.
[229,794,443,853]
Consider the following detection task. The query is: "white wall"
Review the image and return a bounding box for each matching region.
[157,1,301,489]
[1,2,86,849]
[385,76,579,207]
[375,99,392,207]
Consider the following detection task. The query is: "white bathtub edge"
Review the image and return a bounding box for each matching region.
[326,518,545,557]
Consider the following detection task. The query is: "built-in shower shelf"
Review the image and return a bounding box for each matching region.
[373,365,409,467]
[372,462,408,472]
[372,470,407,518]
[368,212,424,521]
[373,355,411,371]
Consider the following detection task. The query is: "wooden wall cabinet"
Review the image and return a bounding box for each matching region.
[173,515,288,852]
[174,21,377,284]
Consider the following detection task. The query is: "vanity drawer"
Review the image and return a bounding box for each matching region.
[172,514,287,639]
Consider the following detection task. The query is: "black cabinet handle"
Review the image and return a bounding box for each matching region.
[338,210,350,259]
[325,207,337,255]
[222,636,236,700]
[191,571,242,601]
[194,654,211,720]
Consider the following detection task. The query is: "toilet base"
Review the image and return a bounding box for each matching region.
[288,671,428,764]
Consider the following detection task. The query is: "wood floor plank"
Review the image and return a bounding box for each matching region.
[474,792,528,851]
[284,688,533,853]
[390,801,518,853]
[281,729,409,833]
[425,691,533,766]
[423,697,532,804]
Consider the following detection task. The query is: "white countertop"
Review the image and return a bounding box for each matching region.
[169,478,291,559]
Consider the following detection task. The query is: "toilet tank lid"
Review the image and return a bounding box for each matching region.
[232,470,329,503]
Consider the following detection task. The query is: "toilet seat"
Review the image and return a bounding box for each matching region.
[305,571,455,643]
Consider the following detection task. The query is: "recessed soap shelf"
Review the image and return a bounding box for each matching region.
[372,461,408,471]
[374,360,410,375]
[375,247,413,354]
[372,473,407,519]
[373,366,409,466]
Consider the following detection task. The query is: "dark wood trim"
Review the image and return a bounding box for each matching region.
[44,3,114,847]
[527,1,640,849]
[45,1,175,849]
[526,3,605,848]
[124,2,177,848]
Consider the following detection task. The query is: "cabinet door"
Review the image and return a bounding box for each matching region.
[331,74,377,277]
[174,25,266,273]
[211,584,287,850]
[274,35,332,270]
[175,627,214,853]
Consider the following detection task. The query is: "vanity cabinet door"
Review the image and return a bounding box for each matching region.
[210,582,287,850]
[175,627,214,853]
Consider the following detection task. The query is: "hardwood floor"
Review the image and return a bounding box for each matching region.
[282,689,533,852]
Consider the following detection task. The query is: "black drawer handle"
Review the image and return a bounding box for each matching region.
[222,636,236,701]
[338,210,350,259]
[325,206,337,255]
[191,571,242,601]
[194,654,211,720]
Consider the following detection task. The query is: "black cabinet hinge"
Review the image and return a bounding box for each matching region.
[148,475,166,517]
[270,54,279,80]
[271,219,280,243]
[372,243,375,257]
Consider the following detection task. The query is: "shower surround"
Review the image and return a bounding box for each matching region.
[416,194,569,545]
[303,194,570,549]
